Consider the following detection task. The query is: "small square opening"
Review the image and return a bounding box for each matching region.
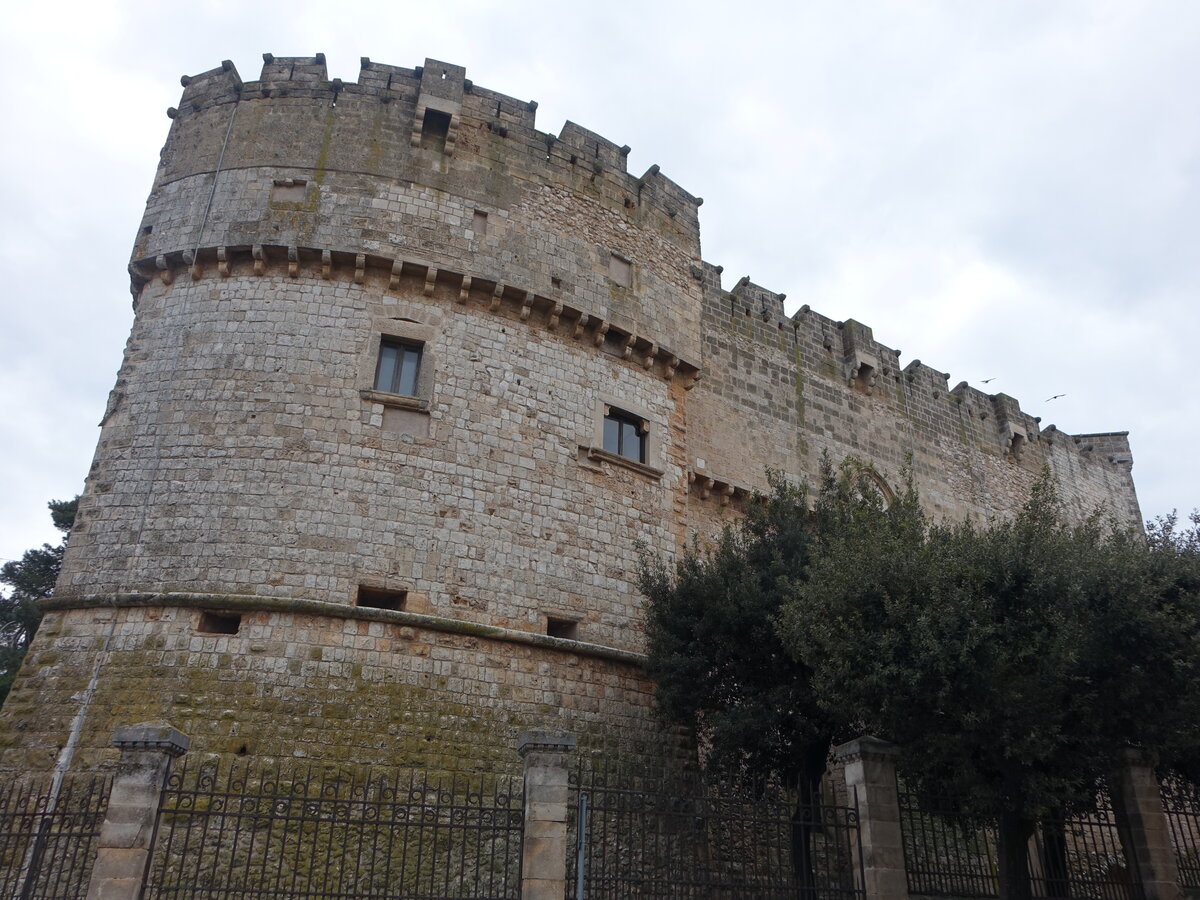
[421,109,451,152]
[198,611,241,635]
[472,210,488,236]
[546,617,579,640]
[357,586,407,611]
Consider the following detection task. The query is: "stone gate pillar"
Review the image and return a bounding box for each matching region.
[85,723,189,900]
[835,736,910,900]
[1112,749,1183,900]
[518,731,576,900]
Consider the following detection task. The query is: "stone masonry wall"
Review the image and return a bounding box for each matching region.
[0,55,1142,773]
[0,605,674,773]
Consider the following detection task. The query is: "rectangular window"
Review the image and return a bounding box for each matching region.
[603,407,646,463]
[374,339,423,396]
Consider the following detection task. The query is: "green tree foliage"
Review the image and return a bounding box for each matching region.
[779,473,1200,900]
[639,469,861,889]
[0,497,77,703]
[639,472,843,790]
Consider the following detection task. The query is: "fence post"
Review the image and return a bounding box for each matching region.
[85,722,189,900]
[517,730,576,900]
[1112,749,1183,900]
[834,736,910,900]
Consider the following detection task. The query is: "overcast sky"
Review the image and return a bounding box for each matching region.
[1,0,1197,565]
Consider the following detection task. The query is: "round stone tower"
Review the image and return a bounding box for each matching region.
[2,55,705,771]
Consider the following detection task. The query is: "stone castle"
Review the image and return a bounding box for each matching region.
[0,56,1141,772]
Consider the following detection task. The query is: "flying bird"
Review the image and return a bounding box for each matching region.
[1045,393,1066,402]
[981,377,996,383]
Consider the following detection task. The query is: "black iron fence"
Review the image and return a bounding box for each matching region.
[1029,792,1135,900]
[1160,775,1200,889]
[142,757,524,900]
[898,791,999,898]
[0,772,111,900]
[568,762,864,900]
[899,783,1137,900]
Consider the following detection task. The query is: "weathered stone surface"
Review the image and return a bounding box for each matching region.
[0,55,1141,774]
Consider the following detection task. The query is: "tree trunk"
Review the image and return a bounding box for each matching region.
[1039,817,1070,899]
[790,748,829,897]
[998,811,1036,900]
[791,778,820,897]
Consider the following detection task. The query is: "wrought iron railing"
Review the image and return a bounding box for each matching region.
[567,762,864,900]
[1160,775,1200,889]
[142,757,523,899]
[1029,792,1135,900]
[0,772,111,900]
[898,791,999,898]
[898,783,1137,900]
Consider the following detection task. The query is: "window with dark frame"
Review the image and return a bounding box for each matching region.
[603,407,646,464]
[374,339,423,396]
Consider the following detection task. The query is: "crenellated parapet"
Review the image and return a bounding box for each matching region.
[143,55,706,366]
[159,54,701,240]
[693,264,1138,524]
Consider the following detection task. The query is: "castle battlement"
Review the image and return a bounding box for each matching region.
[166,55,701,255]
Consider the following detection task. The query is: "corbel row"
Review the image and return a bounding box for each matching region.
[686,470,747,506]
[130,244,703,390]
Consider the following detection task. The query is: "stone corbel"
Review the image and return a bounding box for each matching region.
[685,371,701,391]
[593,321,610,348]
[519,291,533,321]
[489,283,504,312]
[354,253,366,284]
[252,244,267,276]
[156,255,173,285]
[548,301,563,329]
[621,333,636,360]
[573,314,590,341]
[643,344,658,370]
[664,356,679,380]
[287,246,300,278]
[321,250,332,280]
[389,259,403,290]
[423,267,438,297]
[458,275,472,304]
[183,249,201,280]
[217,246,231,277]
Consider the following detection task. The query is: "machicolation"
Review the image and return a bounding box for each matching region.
[0,55,1141,774]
